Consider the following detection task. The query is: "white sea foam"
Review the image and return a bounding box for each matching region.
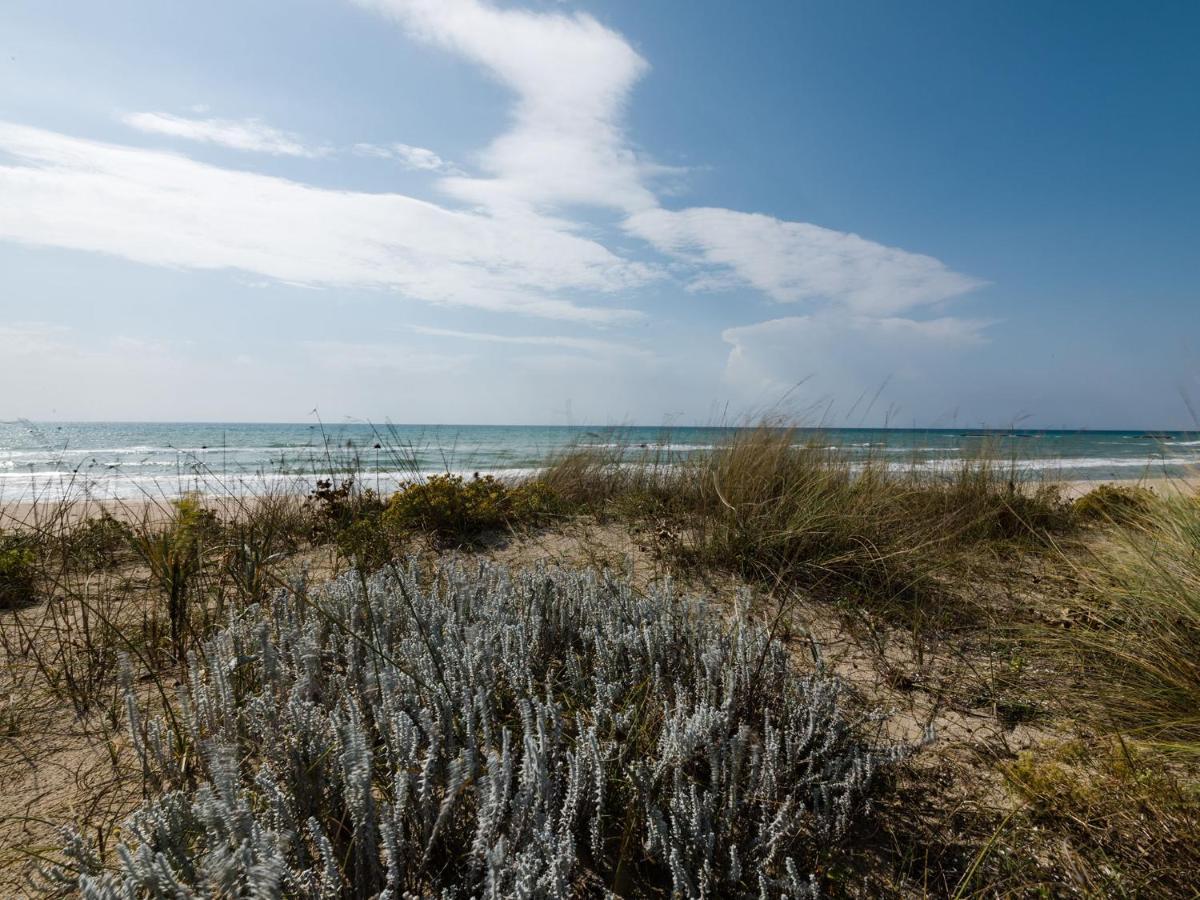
[0,466,546,502]
[887,456,1196,474]
[594,442,714,451]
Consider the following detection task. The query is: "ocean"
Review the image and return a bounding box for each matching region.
[0,421,1196,502]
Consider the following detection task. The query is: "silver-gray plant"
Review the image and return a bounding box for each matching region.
[57,562,919,898]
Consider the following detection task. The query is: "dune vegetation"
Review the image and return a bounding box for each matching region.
[1,425,1197,896]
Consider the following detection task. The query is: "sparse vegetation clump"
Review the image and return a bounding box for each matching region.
[126,494,222,659]
[999,737,1200,895]
[0,532,36,609]
[54,563,916,898]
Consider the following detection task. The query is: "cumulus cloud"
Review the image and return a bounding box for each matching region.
[355,0,659,215]
[353,142,460,173]
[122,111,325,158]
[627,207,985,315]
[0,122,651,323]
[721,312,990,418]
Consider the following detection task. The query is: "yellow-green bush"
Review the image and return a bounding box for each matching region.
[1073,483,1156,524]
[384,474,558,543]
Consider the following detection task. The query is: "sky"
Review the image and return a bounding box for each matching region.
[1,0,1198,428]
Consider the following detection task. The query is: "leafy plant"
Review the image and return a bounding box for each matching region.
[54,563,918,897]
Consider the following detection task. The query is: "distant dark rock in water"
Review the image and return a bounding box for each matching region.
[1142,432,1175,440]
[960,430,1036,438]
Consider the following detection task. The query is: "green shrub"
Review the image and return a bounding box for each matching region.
[0,535,36,609]
[65,513,132,568]
[334,515,396,571]
[383,474,558,543]
[1074,483,1156,525]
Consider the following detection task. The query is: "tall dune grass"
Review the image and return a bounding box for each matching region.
[541,425,1074,613]
[1062,490,1200,753]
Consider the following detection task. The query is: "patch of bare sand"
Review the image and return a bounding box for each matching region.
[0,723,141,896]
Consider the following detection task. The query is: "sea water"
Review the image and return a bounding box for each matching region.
[0,421,1196,501]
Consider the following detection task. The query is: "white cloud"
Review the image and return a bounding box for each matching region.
[355,0,660,215]
[353,0,984,322]
[408,325,653,358]
[0,122,651,324]
[0,322,72,356]
[302,340,468,372]
[0,0,989,404]
[122,111,325,158]
[353,142,460,173]
[627,207,985,315]
[721,312,990,419]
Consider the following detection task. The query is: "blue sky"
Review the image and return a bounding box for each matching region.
[2,0,1197,427]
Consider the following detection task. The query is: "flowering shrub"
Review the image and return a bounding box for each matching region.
[384,474,558,542]
[55,563,919,898]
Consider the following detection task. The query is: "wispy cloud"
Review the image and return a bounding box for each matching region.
[0,122,650,324]
[301,340,468,372]
[1,0,987,382]
[626,207,985,315]
[122,111,326,158]
[358,1,983,318]
[408,325,653,358]
[355,0,661,215]
[353,142,461,173]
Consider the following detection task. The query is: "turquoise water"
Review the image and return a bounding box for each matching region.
[0,421,1196,501]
